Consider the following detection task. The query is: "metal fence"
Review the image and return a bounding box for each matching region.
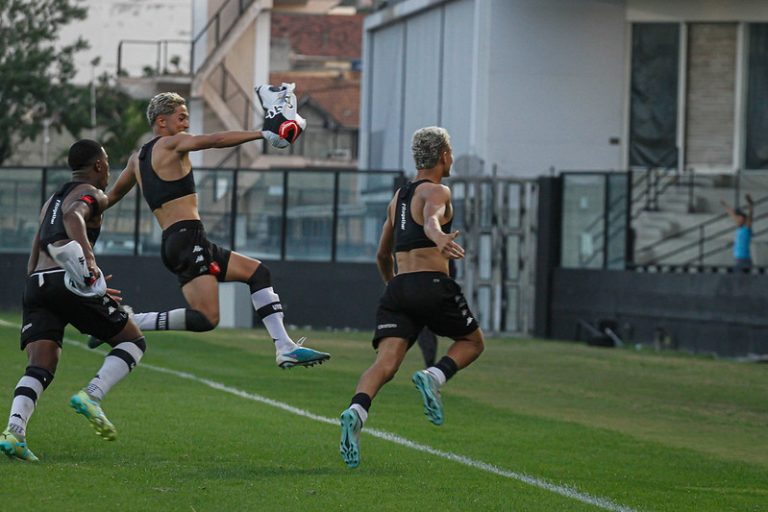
[0,167,404,263]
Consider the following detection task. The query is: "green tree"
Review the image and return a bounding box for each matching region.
[0,0,90,165]
[60,72,149,166]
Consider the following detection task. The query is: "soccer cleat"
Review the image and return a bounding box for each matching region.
[0,430,38,462]
[339,408,361,469]
[412,370,444,426]
[69,390,117,441]
[255,82,307,148]
[276,337,330,369]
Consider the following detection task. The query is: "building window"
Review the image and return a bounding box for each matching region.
[628,23,680,169]
[746,24,768,170]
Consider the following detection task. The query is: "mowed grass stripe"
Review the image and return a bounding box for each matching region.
[0,318,637,512]
[2,315,766,511]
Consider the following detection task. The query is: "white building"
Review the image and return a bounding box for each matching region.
[360,0,768,176]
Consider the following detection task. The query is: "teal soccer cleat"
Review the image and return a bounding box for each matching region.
[70,390,117,441]
[0,430,38,462]
[339,408,362,469]
[412,370,444,426]
[276,337,330,369]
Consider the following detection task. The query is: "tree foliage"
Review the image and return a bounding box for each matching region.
[0,0,89,165]
[61,73,150,166]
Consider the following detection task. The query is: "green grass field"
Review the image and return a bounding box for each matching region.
[0,312,766,512]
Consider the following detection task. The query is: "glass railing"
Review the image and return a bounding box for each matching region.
[0,167,404,262]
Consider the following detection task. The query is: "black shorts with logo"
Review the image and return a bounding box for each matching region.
[20,269,129,350]
[372,271,479,349]
[161,220,231,286]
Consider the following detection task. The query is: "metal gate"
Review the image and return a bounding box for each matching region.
[449,177,537,336]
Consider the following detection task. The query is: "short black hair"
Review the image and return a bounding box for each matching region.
[735,209,747,218]
[68,139,103,171]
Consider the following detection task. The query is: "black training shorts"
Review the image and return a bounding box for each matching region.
[20,269,129,350]
[161,220,231,286]
[372,271,479,349]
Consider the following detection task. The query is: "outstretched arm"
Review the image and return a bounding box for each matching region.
[422,186,465,260]
[170,131,265,153]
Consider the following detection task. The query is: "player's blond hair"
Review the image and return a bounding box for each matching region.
[146,92,186,126]
[411,126,451,170]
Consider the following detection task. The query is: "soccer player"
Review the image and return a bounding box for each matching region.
[0,140,148,461]
[101,91,329,369]
[339,127,485,468]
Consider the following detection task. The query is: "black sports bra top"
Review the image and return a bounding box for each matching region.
[39,181,101,252]
[138,136,196,211]
[393,179,452,253]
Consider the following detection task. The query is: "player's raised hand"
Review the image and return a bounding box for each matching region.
[436,230,465,260]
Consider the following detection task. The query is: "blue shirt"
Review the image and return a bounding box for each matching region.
[734,225,752,259]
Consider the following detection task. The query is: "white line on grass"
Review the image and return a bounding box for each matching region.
[0,319,638,512]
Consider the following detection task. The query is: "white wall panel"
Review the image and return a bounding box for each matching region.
[401,10,443,171]
[485,0,626,174]
[368,24,405,170]
[440,0,475,166]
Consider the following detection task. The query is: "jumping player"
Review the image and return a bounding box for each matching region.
[101,91,329,368]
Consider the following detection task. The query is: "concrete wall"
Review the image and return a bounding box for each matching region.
[0,254,384,332]
[549,268,768,357]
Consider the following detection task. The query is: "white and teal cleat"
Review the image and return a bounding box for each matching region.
[0,430,38,462]
[412,370,444,426]
[339,408,362,469]
[69,390,117,441]
[276,337,330,369]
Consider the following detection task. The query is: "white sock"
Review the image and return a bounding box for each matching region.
[85,341,145,401]
[251,288,294,352]
[133,309,186,331]
[350,404,368,425]
[133,312,158,330]
[425,367,447,386]
[7,376,44,439]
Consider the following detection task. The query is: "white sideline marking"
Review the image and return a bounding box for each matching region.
[0,318,638,512]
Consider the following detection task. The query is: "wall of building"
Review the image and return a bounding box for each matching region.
[485,0,627,175]
[360,0,627,177]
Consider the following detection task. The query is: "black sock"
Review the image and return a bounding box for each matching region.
[435,356,459,382]
[350,392,372,412]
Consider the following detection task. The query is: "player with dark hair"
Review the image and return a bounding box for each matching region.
[100,89,329,369]
[0,140,148,462]
[339,127,485,468]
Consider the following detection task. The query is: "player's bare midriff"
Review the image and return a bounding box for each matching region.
[395,247,450,276]
[151,194,200,230]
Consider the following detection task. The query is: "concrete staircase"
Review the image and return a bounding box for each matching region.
[631,172,756,267]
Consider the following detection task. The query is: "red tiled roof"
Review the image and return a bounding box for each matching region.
[271,13,363,59]
[270,71,360,128]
